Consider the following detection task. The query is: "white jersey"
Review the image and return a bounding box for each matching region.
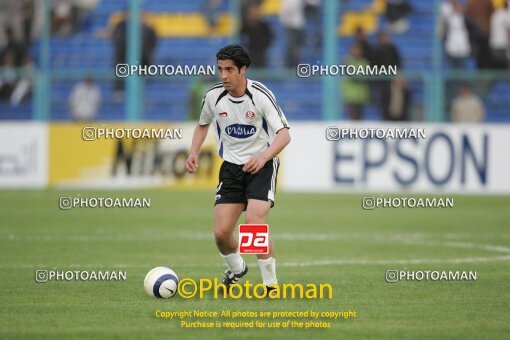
[198,78,290,165]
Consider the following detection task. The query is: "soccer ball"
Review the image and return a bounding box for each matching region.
[144,267,179,299]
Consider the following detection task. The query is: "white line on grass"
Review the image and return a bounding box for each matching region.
[279,255,510,267]
[4,233,510,269]
[2,255,510,270]
[0,232,441,242]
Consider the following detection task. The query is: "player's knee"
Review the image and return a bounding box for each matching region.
[214,236,225,249]
[213,227,230,243]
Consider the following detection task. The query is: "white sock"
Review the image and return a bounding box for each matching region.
[258,257,277,286]
[221,252,245,275]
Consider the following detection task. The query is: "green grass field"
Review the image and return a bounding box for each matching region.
[1,190,509,339]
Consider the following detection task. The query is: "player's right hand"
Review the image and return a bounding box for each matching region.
[186,153,199,173]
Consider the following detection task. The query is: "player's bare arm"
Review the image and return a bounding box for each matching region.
[243,128,291,174]
[186,123,209,173]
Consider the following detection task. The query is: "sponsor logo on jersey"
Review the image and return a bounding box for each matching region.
[245,111,255,119]
[219,111,228,117]
[225,124,256,139]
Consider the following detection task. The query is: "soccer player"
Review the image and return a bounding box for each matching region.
[186,44,291,294]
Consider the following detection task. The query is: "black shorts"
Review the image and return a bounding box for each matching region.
[214,157,280,208]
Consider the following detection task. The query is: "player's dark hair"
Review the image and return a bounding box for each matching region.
[216,44,251,71]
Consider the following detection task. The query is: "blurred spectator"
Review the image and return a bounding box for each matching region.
[0,52,18,101]
[451,84,485,122]
[489,1,510,69]
[280,0,305,68]
[0,27,25,67]
[439,0,454,30]
[20,0,35,50]
[354,26,373,64]
[111,12,159,68]
[202,0,224,31]
[52,0,78,35]
[111,10,157,95]
[241,0,262,22]
[0,53,32,106]
[50,0,98,35]
[341,43,370,120]
[372,31,401,69]
[140,12,157,67]
[371,31,401,120]
[0,0,26,45]
[74,0,100,30]
[385,76,412,121]
[9,57,33,107]
[112,12,127,60]
[385,0,413,34]
[466,0,494,69]
[240,2,273,67]
[304,0,321,51]
[68,76,101,122]
[440,0,477,69]
[1,0,42,52]
[111,11,128,97]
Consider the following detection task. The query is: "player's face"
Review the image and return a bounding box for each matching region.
[217,59,246,94]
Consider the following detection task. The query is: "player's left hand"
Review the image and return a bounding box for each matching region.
[243,155,268,175]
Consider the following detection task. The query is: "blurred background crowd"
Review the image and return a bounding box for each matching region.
[0,0,508,122]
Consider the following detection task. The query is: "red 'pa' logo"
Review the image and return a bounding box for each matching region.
[239,224,269,254]
[245,111,255,119]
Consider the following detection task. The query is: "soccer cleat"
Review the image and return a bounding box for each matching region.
[265,284,279,298]
[219,263,248,292]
